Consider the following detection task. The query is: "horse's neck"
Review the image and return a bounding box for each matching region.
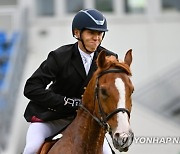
[67,109,105,153]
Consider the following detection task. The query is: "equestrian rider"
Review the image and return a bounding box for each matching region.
[23,9,118,154]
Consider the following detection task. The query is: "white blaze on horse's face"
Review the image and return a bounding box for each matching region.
[115,78,131,133]
[112,77,134,152]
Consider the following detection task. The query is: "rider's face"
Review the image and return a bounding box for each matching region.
[75,29,104,53]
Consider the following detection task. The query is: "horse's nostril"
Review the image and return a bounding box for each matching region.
[114,133,120,138]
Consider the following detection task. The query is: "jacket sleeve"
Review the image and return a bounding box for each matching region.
[23,51,65,110]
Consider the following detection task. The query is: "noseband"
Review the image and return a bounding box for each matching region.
[80,68,131,132]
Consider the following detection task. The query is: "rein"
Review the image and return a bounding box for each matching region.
[80,68,131,132]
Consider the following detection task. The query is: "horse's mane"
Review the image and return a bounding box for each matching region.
[96,55,132,76]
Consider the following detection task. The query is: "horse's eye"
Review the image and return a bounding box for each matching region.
[100,87,109,98]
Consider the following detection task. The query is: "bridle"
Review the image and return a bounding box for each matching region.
[79,68,131,133]
[79,68,133,153]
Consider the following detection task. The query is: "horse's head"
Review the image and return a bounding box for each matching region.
[82,49,134,152]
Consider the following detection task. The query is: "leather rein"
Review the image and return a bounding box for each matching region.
[79,68,131,133]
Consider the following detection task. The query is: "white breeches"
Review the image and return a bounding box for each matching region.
[23,118,112,154]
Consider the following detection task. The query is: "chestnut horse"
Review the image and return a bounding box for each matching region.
[38,49,134,154]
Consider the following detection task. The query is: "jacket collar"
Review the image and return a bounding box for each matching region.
[71,43,86,79]
[71,43,101,80]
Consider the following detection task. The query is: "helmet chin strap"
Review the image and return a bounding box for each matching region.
[74,30,105,54]
[80,30,94,54]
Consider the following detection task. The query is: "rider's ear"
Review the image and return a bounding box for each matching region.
[124,49,132,67]
[74,29,80,39]
[97,50,106,69]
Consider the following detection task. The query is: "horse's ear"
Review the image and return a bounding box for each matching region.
[124,49,132,67]
[97,50,106,68]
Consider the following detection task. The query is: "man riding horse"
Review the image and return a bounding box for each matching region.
[23,9,119,154]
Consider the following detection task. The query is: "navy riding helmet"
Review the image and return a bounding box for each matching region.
[72,9,108,37]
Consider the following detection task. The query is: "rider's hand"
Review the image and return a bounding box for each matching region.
[63,97,81,109]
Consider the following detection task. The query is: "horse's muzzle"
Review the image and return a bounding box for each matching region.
[112,131,134,152]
